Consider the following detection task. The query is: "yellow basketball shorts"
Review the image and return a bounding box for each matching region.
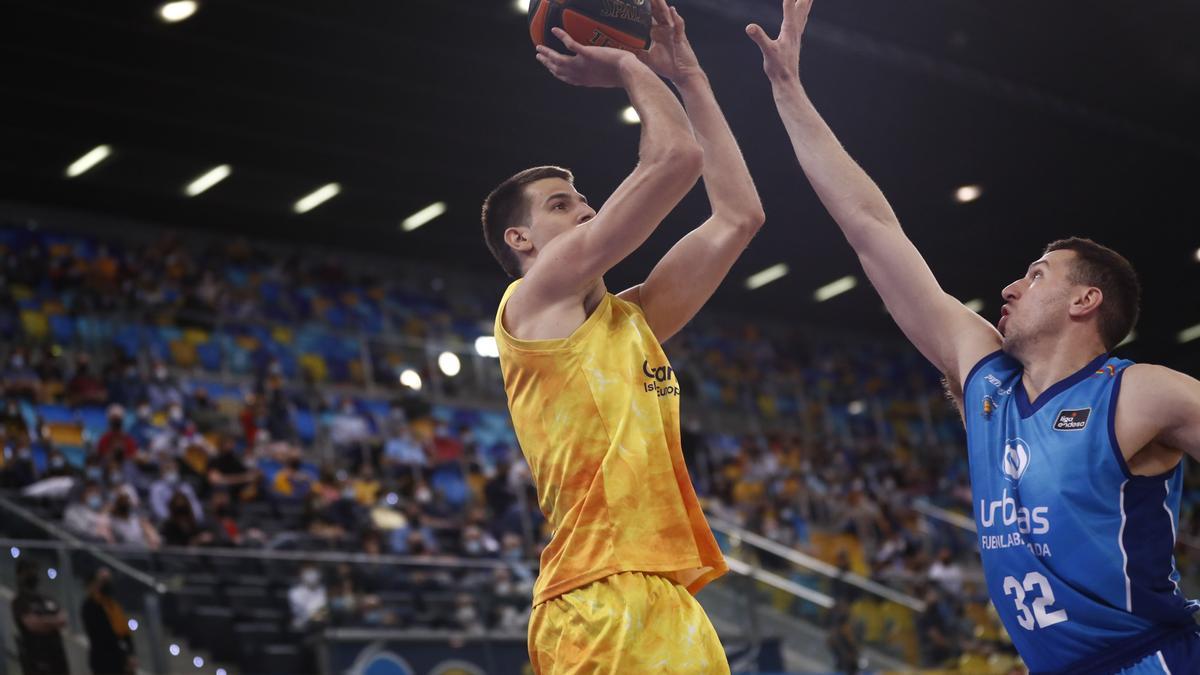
[528,571,730,674]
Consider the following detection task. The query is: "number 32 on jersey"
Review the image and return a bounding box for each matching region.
[1003,571,1069,630]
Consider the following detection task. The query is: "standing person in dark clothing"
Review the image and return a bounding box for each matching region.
[81,567,135,675]
[11,559,70,675]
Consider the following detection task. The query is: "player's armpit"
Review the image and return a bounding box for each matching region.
[1116,364,1200,464]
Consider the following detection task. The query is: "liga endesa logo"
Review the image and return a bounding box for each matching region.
[1053,407,1091,432]
[642,359,680,397]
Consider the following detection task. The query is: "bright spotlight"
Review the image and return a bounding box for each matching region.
[621,106,640,125]
[184,164,231,197]
[955,185,983,203]
[474,336,499,358]
[399,369,422,390]
[293,182,341,214]
[65,145,112,178]
[158,1,198,23]
[438,352,462,377]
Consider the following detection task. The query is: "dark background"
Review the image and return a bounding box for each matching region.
[3,0,1198,369]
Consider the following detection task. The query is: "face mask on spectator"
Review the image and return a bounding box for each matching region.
[164,471,179,483]
[169,407,183,422]
[342,487,356,501]
[301,569,321,587]
[137,406,151,420]
[50,456,65,469]
[330,595,353,612]
[17,447,31,461]
[109,471,123,484]
[86,467,103,481]
[415,485,432,504]
[11,355,24,368]
[108,417,122,432]
[155,367,168,381]
[86,494,103,510]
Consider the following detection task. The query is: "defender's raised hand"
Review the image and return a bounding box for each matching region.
[637,0,702,85]
[746,0,815,83]
[535,27,640,88]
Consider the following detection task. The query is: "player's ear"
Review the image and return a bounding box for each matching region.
[505,226,533,254]
[1069,286,1103,319]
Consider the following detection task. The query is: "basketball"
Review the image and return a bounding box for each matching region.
[529,0,652,53]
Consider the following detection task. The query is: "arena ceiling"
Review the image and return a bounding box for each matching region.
[3,0,1199,370]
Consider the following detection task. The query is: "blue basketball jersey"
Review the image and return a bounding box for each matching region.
[963,351,1198,674]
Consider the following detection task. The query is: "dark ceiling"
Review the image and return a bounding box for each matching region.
[3,0,1198,370]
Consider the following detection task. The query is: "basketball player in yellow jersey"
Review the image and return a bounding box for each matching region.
[480,2,763,672]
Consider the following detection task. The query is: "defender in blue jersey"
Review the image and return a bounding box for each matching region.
[746,1,1200,672]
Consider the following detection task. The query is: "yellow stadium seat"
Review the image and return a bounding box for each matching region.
[46,422,84,447]
[20,311,49,340]
[299,353,327,382]
[169,340,198,368]
[271,326,293,344]
[236,336,260,351]
[183,328,210,344]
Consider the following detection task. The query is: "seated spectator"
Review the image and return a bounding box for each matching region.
[382,419,426,479]
[188,387,226,435]
[209,491,259,546]
[63,481,113,543]
[43,448,73,478]
[146,361,184,410]
[351,464,381,506]
[66,355,108,407]
[288,564,327,631]
[2,396,29,439]
[272,457,314,498]
[430,422,464,470]
[239,392,264,447]
[148,458,202,523]
[127,402,159,451]
[106,361,147,409]
[928,547,965,595]
[0,439,38,489]
[263,376,297,443]
[3,348,41,400]
[460,524,499,559]
[206,436,257,495]
[159,492,213,547]
[96,405,138,461]
[329,398,371,465]
[108,492,161,550]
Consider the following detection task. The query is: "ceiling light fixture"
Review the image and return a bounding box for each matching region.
[293,183,340,214]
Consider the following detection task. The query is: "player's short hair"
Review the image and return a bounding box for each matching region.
[481,166,574,278]
[1043,237,1140,350]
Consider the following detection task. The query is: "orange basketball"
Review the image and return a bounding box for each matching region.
[528,0,652,53]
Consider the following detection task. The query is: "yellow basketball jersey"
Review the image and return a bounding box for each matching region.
[494,280,727,606]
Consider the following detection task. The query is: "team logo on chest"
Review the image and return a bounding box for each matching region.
[1002,438,1031,483]
[1053,407,1091,431]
